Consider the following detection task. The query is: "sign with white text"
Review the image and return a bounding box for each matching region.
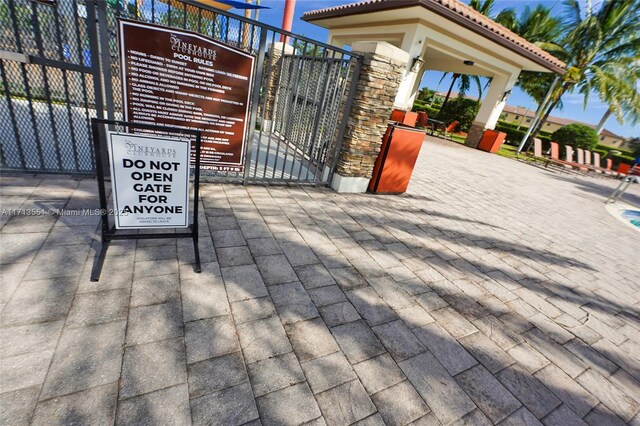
[119,20,255,172]
[108,133,190,229]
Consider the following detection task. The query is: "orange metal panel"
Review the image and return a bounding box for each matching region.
[417,111,429,127]
[618,163,631,174]
[402,111,418,127]
[390,109,406,122]
[477,129,506,153]
[368,125,425,194]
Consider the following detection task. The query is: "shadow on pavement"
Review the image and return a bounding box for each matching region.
[2,175,640,424]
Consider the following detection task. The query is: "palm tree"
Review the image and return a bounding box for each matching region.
[469,0,495,17]
[494,4,565,107]
[527,0,640,143]
[589,62,640,134]
[438,72,484,110]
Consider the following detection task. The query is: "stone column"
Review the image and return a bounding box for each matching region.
[331,41,409,193]
[465,71,519,148]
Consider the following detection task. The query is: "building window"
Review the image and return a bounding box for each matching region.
[514,115,520,120]
[546,123,551,126]
[526,118,532,123]
[600,136,605,141]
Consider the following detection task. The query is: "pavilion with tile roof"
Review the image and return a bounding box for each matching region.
[302,0,566,147]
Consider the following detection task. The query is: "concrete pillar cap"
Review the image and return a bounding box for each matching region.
[268,42,295,54]
[352,41,410,64]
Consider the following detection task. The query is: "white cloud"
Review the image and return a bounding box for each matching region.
[563,93,608,109]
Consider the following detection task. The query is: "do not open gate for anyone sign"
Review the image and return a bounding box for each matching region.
[108,133,190,229]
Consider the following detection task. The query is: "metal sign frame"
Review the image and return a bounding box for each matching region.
[90,118,203,281]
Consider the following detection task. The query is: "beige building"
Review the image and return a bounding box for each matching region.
[501,105,633,150]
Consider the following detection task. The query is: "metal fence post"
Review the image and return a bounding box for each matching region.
[95,0,115,120]
[86,1,106,120]
[243,28,268,184]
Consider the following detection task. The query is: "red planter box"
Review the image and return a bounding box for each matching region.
[389,109,418,127]
[478,129,506,153]
[368,124,425,194]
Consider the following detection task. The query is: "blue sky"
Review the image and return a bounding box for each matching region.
[248,0,637,138]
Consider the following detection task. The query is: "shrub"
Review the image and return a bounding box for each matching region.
[493,122,552,150]
[610,153,636,167]
[596,144,634,158]
[495,121,553,137]
[494,122,540,147]
[495,123,526,146]
[551,123,598,150]
[411,102,440,117]
[436,97,479,132]
[539,135,552,148]
[497,121,520,131]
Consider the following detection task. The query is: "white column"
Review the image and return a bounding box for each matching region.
[465,71,519,147]
[393,24,429,110]
[476,72,519,129]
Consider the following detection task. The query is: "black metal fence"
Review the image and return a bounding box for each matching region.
[1,0,361,185]
[0,0,102,173]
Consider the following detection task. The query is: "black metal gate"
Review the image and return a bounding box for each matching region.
[0,0,104,173]
[0,0,362,185]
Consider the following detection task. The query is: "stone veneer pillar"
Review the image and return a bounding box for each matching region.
[464,122,486,149]
[331,41,409,193]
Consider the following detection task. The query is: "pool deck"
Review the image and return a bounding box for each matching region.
[1,136,639,425]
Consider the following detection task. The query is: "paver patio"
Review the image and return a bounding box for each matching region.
[1,136,639,425]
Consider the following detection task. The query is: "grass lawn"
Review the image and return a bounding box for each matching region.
[442,136,520,161]
[450,134,466,144]
[430,135,521,162]
[496,144,519,159]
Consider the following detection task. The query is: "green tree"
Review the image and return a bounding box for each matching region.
[528,0,640,143]
[437,98,480,132]
[552,123,598,150]
[468,0,496,17]
[293,39,325,57]
[438,72,484,110]
[417,88,435,103]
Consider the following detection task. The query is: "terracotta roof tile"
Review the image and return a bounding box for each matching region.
[303,0,566,72]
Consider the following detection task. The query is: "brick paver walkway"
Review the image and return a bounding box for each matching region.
[1,137,639,425]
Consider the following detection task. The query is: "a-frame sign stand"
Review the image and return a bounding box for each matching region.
[90,118,202,281]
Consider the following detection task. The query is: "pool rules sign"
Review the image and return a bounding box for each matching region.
[119,19,255,172]
[108,133,190,229]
